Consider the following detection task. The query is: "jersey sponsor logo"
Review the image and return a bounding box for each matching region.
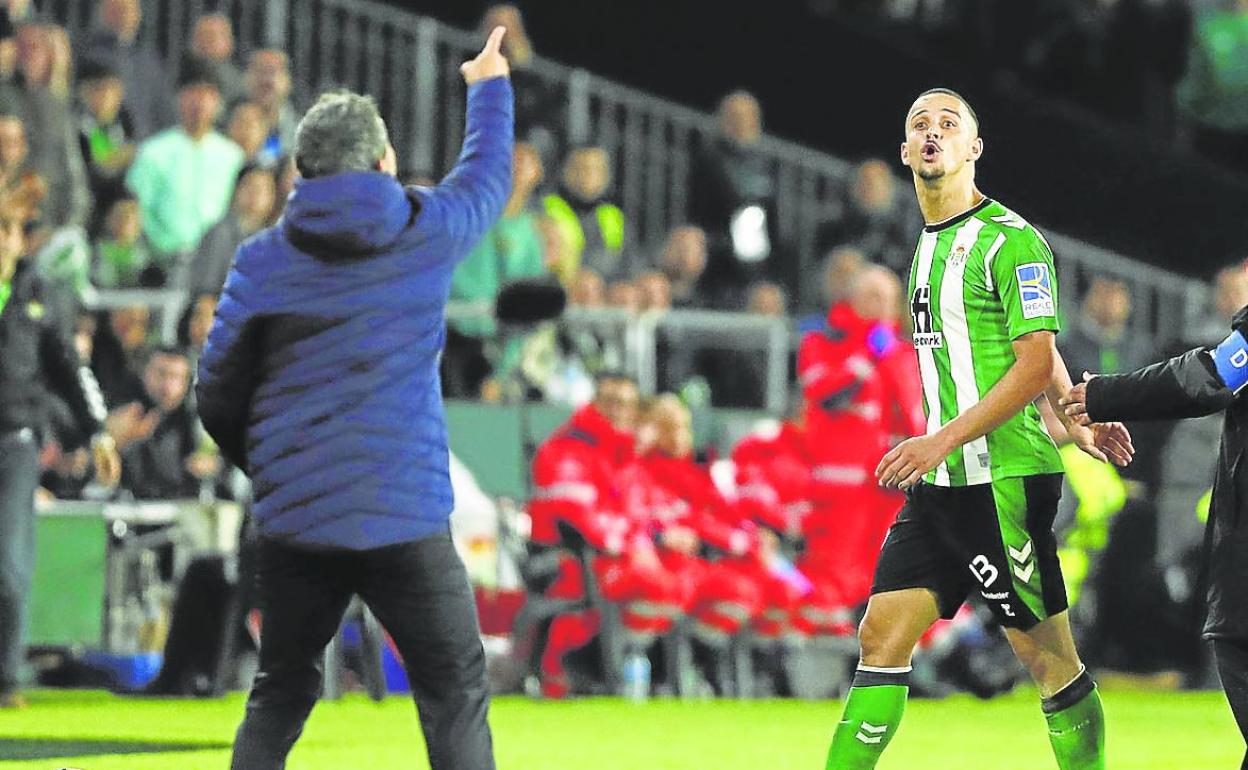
[910,284,943,347]
[1016,262,1055,319]
[1211,329,1248,394]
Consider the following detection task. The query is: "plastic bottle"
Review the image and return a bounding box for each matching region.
[622,652,651,703]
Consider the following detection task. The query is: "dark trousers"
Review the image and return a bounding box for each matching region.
[230,531,495,770]
[1214,638,1248,770]
[0,429,39,693]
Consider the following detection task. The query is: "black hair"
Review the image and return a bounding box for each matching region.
[913,87,979,128]
[146,344,191,365]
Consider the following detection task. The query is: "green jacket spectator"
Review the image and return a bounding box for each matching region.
[125,62,243,259]
[451,209,546,338]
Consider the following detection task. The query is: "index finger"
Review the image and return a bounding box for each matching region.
[483,25,506,55]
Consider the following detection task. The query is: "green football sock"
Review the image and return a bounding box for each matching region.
[825,666,910,770]
[1042,668,1105,770]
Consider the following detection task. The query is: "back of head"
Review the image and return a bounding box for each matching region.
[294,91,388,179]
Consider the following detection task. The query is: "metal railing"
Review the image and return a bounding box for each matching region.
[48,0,1210,344]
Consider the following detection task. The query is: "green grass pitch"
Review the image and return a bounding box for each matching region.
[0,687,1241,769]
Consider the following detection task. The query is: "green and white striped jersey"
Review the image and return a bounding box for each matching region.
[906,197,1064,487]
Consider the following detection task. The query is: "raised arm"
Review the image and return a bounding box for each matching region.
[422,27,514,249]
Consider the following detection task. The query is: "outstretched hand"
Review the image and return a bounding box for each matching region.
[461,26,510,84]
[1059,371,1095,426]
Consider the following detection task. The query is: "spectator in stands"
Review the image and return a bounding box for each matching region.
[606,279,641,314]
[568,266,605,307]
[80,0,175,139]
[244,49,299,167]
[227,102,273,169]
[178,292,218,360]
[747,280,787,317]
[126,61,243,276]
[444,142,547,398]
[1187,261,1248,344]
[1059,275,1155,380]
[685,281,787,410]
[116,346,215,500]
[817,159,921,274]
[799,246,866,332]
[657,225,707,309]
[0,112,31,194]
[8,23,90,232]
[688,91,781,306]
[529,372,685,697]
[91,304,150,408]
[188,165,276,297]
[636,271,671,313]
[185,14,247,108]
[76,58,134,221]
[481,5,564,169]
[91,195,153,288]
[544,145,635,280]
[268,156,297,225]
[1178,0,1248,174]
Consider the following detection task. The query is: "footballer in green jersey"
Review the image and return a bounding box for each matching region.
[824,88,1134,770]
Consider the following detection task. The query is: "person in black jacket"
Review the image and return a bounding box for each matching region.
[1062,304,1248,764]
[0,183,120,709]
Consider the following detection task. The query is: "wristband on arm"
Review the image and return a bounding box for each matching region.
[1210,329,1248,395]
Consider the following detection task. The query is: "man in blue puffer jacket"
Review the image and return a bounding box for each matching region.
[196,29,512,770]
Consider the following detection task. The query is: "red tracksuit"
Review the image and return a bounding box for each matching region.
[529,405,685,695]
[796,303,922,612]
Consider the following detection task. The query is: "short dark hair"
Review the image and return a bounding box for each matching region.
[913,87,979,128]
[594,370,637,390]
[145,344,190,367]
[293,91,389,179]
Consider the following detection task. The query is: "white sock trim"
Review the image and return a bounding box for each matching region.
[857,664,914,674]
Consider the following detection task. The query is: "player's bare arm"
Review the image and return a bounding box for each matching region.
[1043,351,1133,466]
[876,329,1055,489]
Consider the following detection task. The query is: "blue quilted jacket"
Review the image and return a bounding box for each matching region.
[196,77,513,550]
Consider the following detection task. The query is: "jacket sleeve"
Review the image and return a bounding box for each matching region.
[529,445,626,553]
[1086,346,1235,423]
[797,332,872,412]
[38,323,107,449]
[423,76,514,252]
[195,260,260,471]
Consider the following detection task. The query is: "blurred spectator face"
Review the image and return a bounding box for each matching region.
[637,271,671,311]
[101,0,141,44]
[660,226,707,281]
[646,395,693,459]
[178,82,221,138]
[823,246,866,306]
[15,24,49,85]
[188,294,217,350]
[109,305,150,352]
[594,376,640,433]
[513,142,543,198]
[482,4,533,63]
[80,74,125,124]
[143,351,191,413]
[1216,265,1248,321]
[105,198,142,244]
[570,268,605,307]
[607,280,640,313]
[747,282,786,316]
[247,50,292,111]
[854,160,896,210]
[233,168,277,226]
[228,102,268,158]
[562,147,610,203]
[850,266,901,322]
[719,91,762,147]
[192,15,233,63]
[0,116,27,170]
[1082,277,1131,329]
[73,312,97,362]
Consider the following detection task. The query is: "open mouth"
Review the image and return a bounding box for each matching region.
[921,142,941,161]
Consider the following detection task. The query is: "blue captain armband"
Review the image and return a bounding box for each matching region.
[1211,329,1248,394]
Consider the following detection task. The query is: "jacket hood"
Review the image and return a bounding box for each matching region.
[282,171,416,260]
[568,404,634,465]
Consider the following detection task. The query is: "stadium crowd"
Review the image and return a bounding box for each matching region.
[2,0,1246,702]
